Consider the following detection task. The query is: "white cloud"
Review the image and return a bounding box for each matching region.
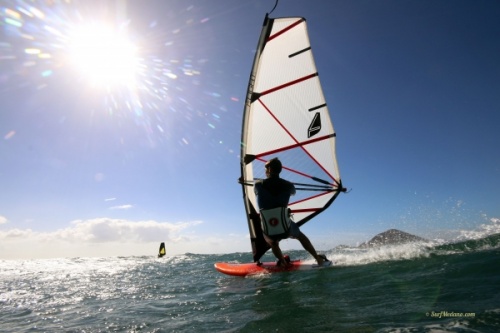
[68,218,201,243]
[0,218,206,259]
[109,204,133,210]
[0,216,7,225]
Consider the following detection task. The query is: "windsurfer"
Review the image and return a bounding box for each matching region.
[254,157,326,267]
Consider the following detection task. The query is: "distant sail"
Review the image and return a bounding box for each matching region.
[158,242,166,258]
[241,15,345,262]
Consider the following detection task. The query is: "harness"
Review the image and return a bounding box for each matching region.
[259,207,291,238]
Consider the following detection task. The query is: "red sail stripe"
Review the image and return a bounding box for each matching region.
[258,73,317,98]
[268,18,305,42]
[289,191,333,207]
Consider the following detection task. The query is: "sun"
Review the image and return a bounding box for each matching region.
[69,23,139,88]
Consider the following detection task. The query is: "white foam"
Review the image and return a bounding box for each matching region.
[324,217,500,267]
[454,217,500,242]
[327,241,432,267]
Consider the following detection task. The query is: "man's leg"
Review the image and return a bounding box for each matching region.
[297,232,325,265]
[265,236,290,267]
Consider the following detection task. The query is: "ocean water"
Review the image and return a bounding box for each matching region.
[1,228,500,332]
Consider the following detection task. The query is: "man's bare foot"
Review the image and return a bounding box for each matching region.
[316,254,327,266]
[277,255,292,267]
[278,260,292,268]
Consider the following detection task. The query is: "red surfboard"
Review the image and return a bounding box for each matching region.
[214,259,332,277]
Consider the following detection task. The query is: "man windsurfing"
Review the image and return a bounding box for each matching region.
[253,157,327,267]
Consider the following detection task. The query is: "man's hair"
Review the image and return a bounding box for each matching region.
[265,157,282,174]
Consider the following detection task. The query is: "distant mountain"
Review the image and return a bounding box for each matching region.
[359,229,427,248]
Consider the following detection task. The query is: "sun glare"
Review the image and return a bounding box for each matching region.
[69,24,139,88]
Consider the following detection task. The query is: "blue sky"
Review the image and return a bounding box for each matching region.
[1,0,499,259]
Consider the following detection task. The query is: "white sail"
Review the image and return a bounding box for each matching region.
[241,15,345,262]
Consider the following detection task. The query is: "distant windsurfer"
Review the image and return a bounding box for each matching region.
[158,242,166,258]
[253,157,326,267]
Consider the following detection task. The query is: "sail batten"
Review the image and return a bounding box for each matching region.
[289,46,311,58]
[241,15,344,262]
[309,103,327,112]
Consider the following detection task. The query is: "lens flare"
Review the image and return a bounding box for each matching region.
[0,0,239,156]
[69,23,138,88]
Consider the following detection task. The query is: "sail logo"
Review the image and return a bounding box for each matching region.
[308,112,321,138]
